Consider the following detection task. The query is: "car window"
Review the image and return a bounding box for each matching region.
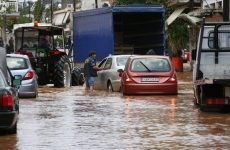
[104,58,112,70]
[131,58,170,72]
[0,70,7,87]
[116,56,129,66]
[98,59,107,68]
[6,57,28,70]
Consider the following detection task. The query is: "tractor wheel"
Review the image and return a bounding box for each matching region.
[53,55,71,88]
[71,68,81,86]
[78,73,84,86]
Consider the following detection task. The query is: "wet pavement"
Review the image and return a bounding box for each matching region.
[1,69,230,150]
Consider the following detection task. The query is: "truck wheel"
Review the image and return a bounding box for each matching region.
[78,73,85,86]
[53,55,71,88]
[71,68,81,86]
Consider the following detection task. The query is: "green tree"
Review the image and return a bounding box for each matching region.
[0,5,16,33]
[18,15,31,24]
[33,0,44,21]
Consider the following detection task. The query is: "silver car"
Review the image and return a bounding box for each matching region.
[94,55,131,92]
[7,54,38,98]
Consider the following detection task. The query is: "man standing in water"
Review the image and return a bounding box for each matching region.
[84,51,102,91]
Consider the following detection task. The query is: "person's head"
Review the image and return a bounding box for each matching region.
[89,50,96,59]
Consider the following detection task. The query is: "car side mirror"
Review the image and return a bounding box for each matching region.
[12,75,22,87]
[117,69,124,73]
[117,69,124,77]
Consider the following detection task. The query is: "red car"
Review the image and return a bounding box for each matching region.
[119,55,178,95]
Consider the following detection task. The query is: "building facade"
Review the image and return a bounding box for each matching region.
[167,0,223,50]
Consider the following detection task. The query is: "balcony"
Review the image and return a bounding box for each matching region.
[169,0,201,7]
[6,1,18,13]
[0,1,19,13]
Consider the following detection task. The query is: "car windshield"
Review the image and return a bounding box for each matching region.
[131,58,170,72]
[6,57,28,70]
[116,56,129,66]
[0,70,6,87]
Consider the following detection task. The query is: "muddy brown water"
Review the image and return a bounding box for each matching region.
[1,71,230,150]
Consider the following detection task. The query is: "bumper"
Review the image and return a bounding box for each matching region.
[123,83,178,95]
[0,111,18,129]
[19,82,37,98]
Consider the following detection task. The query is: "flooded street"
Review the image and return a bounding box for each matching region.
[1,70,230,150]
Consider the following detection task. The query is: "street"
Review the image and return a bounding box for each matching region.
[1,71,230,150]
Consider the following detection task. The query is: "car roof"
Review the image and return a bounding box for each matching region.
[7,54,29,59]
[106,54,133,59]
[0,48,9,80]
[129,55,170,59]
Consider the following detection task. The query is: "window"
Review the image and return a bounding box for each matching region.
[7,57,28,70]
[98,59,107,68]
[131,58,170,72]
[116,56,129,66]
[206,25,230,49]
[104,58,112,70]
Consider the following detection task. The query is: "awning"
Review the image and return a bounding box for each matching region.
[63,11,70,25]
[53,11,70,26]
[178,14,201,25]
[166,6,186,26]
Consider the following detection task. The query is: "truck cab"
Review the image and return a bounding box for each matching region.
[193,21,230,111]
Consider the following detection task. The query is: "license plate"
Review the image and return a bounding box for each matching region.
[141,77,159,82]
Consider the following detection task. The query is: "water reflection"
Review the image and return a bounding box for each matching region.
[1,71,230,149]
[0,134,17,150]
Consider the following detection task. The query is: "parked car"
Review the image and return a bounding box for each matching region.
[0,48,21,134]
[94,55,131,92]
[119,55,178,95]
[6,54,38,98]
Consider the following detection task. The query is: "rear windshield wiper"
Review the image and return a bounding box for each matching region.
[139,61,151,72]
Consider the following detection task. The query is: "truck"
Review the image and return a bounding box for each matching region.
[193,20,230,111]
[73,4,166,63]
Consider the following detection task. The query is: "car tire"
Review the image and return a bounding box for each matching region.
[33,90,38,98]
[107,82,113,92]
[53,55,71,88]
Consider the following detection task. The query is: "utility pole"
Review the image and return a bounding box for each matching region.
[95,0,98,8]
[28,1,31,21]
[51,0,53,24]
[223,0,229,21]
[73,0,76,11]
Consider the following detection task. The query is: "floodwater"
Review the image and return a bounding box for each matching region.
[1,71,230,150]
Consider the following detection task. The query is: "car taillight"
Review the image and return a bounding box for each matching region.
[23,70,34,80]
[168,72,177,83]
[0,95,14,107]
[207,98,225,105]
[125,73,132,82]
[169,77,176,82]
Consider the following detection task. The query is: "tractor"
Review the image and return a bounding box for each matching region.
[12,22,83,87]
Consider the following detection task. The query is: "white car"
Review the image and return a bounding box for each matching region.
[7,54,38,98]
[94,55,131,92]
